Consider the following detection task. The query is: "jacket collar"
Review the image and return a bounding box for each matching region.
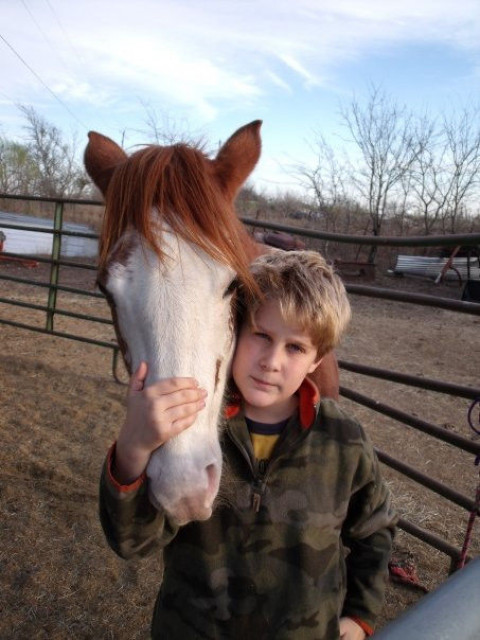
[224,377,320,430]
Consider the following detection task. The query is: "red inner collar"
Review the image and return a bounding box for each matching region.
[225,377,319,429]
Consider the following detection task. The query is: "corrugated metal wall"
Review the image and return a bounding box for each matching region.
[0,211,98,257]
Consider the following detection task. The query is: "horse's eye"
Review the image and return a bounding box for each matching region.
[224,278,239,298]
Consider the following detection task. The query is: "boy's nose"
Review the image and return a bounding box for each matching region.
[260,348,281,371]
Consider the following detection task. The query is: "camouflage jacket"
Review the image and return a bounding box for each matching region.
[99,381,396,639]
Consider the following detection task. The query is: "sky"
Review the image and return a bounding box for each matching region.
[1,0,480,196]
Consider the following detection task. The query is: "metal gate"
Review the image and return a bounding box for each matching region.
[1,192,480,571]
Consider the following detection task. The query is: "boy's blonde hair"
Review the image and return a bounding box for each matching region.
[241,250,351,358]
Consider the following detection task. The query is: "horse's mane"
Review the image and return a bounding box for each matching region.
[100,143,256,291]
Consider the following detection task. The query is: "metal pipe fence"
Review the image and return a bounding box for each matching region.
[1,193,480,568]
[0,193,121,377]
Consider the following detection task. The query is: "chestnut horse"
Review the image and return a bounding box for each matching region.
[84,121,338,525]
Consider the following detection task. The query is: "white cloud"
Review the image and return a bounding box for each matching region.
[265,71,292,92]
[1,0,480,185]
[2,0,480,117]
[277,54,319,87]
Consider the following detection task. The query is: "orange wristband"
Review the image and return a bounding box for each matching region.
[348,616,374,637]
[106,442,146,493]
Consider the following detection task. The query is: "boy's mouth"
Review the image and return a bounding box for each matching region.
[251,376,276,388]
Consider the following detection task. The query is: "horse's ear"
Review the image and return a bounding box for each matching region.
[213,120,262,200]
[84,131,128,196]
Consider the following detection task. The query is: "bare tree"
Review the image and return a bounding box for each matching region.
[340,86,424,261]
[406,115,449,235]
[408,106,480,234]
[0,137,40,194]
[19,105,89,197]
[235,183,269,219]
[137,101,205,148]
[293,134,349,232]
[439,106,480,233]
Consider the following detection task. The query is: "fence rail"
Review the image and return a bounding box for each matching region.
[1,193,480,570]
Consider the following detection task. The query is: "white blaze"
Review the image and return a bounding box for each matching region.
[104,226,236,523]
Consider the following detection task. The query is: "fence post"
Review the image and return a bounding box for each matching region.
[46,200,64,332]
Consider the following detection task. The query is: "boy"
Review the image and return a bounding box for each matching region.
[100,250,396,640]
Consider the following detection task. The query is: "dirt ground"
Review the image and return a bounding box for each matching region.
[0,256,479,639]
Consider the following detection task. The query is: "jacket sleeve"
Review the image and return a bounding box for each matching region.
[99,443,179,559]
[340,433,397,632]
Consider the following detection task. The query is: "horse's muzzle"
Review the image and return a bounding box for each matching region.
[148,462,220,526]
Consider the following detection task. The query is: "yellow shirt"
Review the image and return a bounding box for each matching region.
[246,417,289,461]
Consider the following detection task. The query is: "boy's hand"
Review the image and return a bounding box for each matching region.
[339,617,367,640]
[113,362,207,484]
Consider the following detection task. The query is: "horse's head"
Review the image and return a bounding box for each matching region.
[85,121,261,524]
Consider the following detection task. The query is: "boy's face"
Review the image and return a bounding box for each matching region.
[232,298,322,423]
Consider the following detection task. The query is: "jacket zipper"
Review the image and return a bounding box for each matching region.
[226,420,307,513]
[225,424,271,513]
[252,458,269,512]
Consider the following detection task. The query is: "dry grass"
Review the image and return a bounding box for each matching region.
[1,261,479,638]
[0,335,161,639]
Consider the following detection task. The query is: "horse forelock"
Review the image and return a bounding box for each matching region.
[99,143,257,293]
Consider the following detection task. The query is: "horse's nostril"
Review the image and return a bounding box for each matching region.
[206,463,216,482]
[206,463,219,497]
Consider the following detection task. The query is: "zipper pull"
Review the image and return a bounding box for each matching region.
[252,459,269,512]
[258,458,268,475]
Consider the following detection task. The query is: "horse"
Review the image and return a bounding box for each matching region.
[84,120,339,525]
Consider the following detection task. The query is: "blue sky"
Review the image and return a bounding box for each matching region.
[1,0,479,195]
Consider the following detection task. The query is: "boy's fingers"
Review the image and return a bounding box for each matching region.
[171,417,197,435]
[142,377,201,397]
[163,387,207,408]
[156,377,200,392]
[166,397,207,426]
[144,383,207,407]
[169,402,207,435]
[129,367,200,397]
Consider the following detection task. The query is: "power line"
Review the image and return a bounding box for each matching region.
[0,89,14,103]
[43,0,86,70]
[39,0,126,137]
[20,0,74,78]
[21,0,55,50]
[0,31,88,130]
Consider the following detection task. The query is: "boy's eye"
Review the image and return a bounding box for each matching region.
[254,332,270,341]
[288,343,305,354]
